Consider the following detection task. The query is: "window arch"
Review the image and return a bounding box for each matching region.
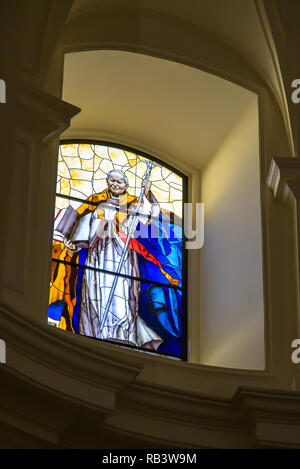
[48,140,188,360]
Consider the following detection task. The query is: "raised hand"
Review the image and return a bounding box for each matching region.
[141,178,151,196]
[64,239,78,252]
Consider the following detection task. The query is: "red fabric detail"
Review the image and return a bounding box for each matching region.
[54,209,62,221]
[118,231,163,270]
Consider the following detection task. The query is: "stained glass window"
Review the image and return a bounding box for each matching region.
[48,141,187,359]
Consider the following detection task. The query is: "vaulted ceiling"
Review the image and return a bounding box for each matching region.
[60,0,284,169]
[67,0,280,102]
[62,50,255,169]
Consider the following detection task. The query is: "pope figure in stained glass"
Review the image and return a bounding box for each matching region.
[49,168,181,352]
[49,146,183,357]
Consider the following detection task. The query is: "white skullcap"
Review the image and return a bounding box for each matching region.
[106,170,129,185]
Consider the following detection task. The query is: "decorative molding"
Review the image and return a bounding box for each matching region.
[255,0,294,157]
[267,157,300,201]
[17,81,80,143]
[267,156,300,317]
[2,336,300,448]
[21,0,74,88]
[0,304,142,394]
[1,303,300,447]
[2,139,32,296]
[234,386,300,448]
[0,81,80,316]
[60,5,264,96]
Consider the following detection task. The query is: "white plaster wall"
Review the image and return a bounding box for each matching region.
[200,96,265,369]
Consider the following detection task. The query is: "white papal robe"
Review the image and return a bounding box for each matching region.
[78,194,162,349]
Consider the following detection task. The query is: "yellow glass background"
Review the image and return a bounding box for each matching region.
[56,143,183,217]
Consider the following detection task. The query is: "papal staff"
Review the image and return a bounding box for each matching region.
[99,160,153,331]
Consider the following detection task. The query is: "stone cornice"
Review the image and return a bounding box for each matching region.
[17,81,80,143]
[0,304,142,394]
[235,385,300,419]
[267,156,300,297]
[1,304,300,447]
[115,382,242,431]
[234,386,300,448]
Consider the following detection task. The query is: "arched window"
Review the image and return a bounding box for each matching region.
[48,140,187,360]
